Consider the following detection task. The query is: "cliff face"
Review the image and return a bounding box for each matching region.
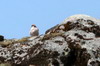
[0,15,100,66]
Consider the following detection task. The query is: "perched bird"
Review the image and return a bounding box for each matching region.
[29,24,39,36]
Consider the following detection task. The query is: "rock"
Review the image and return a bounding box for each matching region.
[0,14,100,66]
[0,63,11,66]
[0,35,4,41]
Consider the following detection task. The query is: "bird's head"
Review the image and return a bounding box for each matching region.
[31,24,37,28]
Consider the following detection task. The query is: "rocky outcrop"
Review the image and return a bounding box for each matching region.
[0,35,4,41]
[0,14,100,66]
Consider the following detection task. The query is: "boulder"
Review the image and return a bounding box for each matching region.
[0,14,100,66]
[0,35,4,41]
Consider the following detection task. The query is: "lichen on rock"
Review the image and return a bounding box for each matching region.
[0,14,100,66]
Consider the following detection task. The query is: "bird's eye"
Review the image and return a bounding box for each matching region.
[34,25,36,27]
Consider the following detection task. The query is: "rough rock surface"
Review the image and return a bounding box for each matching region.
[0,14,100,66]
[0,35,4,41]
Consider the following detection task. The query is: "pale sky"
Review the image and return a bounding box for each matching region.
[0,0,100,39]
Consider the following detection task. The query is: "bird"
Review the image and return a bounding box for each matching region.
[29,24,39,36]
